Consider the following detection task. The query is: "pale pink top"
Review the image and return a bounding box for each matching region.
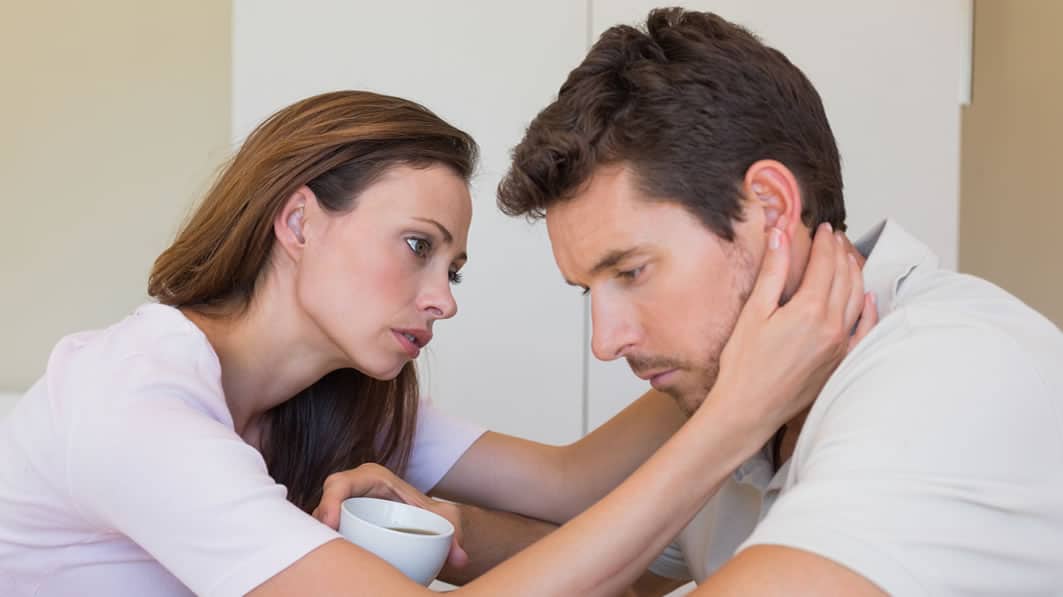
[0,303,485,597]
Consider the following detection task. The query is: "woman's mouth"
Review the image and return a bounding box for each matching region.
[392,329,430,358]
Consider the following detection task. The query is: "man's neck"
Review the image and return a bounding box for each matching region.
[774,406,811,470]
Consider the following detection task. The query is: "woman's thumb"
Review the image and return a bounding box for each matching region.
[447,539,469,569]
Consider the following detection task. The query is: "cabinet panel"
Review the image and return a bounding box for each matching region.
[233,0,592,443]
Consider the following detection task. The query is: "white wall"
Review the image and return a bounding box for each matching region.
[233,1,968,440]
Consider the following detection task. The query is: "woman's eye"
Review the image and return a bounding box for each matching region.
[449,270,464,285]
[618,266,644,280]
[406,237,431,257]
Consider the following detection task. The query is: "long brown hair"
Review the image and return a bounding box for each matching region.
[148,91,478,511]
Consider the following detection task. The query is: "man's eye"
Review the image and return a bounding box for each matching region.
[449,270,464,285]
[618,266,644,280]
[406,237,431,257]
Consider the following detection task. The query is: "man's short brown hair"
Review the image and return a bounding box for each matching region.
[498,8,845,239]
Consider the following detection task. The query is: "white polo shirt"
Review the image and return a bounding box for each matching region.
[0,303,485,597]
[650,220,1063,595]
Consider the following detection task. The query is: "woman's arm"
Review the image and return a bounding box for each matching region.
[250,391,770,597]
[432,389,685,525]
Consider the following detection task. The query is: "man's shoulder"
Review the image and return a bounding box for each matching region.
[837,263,1059,371]
[894,268,1058,338]
[821,305,1053,419]
[797,270,1063,473]
[888,269,1063,383]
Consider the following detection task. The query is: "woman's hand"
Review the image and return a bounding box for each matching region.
[311,463,469,569]
[707,218,878,432]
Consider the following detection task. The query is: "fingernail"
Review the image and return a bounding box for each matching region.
[848,253,857,262]
[836,231,845,244]
[868,292,877,304]
[823,222,833,233]
[770,227,781,249]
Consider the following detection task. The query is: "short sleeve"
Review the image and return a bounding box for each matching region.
[404,398,486,493]
[739,322,1063,595]
[648,538,693,581]
[66,380,339,597]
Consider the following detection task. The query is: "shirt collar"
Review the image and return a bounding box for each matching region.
[853,219,939,315]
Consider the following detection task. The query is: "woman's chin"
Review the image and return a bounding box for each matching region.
[340,348,410,381]
[360,360,409,381]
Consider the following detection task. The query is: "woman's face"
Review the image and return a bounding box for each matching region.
[296,164,472,380]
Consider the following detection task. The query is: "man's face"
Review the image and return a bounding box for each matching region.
[545,165,765,415]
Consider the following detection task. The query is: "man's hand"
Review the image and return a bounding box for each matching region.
[436,503,558,586]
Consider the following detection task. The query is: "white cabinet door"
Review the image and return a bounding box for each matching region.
[233,0,591,444]
[586,0,968,425]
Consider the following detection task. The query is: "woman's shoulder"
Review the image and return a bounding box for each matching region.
[40,303,228,426]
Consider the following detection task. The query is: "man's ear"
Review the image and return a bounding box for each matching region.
[743,159,803,239]
[273,186,316,262]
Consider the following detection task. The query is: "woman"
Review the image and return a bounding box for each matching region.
[0,91,873,596]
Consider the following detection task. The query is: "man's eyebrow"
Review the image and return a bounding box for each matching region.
[413,217,453,243]
[562,247,644,287]
[589,247,641,276]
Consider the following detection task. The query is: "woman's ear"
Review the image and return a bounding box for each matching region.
[287,206,305,244]
[274,186,315,261]
[744,159,803,238]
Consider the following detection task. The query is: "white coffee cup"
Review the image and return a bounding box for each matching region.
[338,497,454,586]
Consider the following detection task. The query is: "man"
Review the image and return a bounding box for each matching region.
[496,8,1063,595]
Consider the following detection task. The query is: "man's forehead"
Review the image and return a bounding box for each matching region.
[546,208,661,287]
[545,168,648,232]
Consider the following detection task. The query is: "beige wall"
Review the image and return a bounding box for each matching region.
[0,2,231,390]
[961,0,1063,327]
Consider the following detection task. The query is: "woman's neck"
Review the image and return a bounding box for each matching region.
[181,286,343,439]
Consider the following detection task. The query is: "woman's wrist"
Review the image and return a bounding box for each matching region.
[687,384,780,470]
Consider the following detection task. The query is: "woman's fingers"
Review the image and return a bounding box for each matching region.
[849,292,879,353]
[311,465,470,571]
[745,217,791,318]
[841,255,864,330]
[447,540,470,569]
[312,463,433,530]
[794,222,838,306]
[826,232,853,326]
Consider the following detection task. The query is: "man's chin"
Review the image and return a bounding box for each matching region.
[658,385,700,417]
[664,380,715,417]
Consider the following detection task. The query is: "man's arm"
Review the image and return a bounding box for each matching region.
[437,503,557,586]
[431,390,683,585]
[439,508,692,594]
[622,571,690,597]
[692,546,884,596]
[432,389,686,524]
